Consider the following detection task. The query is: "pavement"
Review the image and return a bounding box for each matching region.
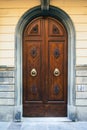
[0,118,87,130]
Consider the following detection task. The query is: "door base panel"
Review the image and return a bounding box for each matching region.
[23,104,67,117]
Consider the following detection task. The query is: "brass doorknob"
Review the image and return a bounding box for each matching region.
[31,68,37,77]
[54,68,60,76]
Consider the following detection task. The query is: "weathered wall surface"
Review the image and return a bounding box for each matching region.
[0,0,87,121]
[76,66,87,120]
[0,67,15,121]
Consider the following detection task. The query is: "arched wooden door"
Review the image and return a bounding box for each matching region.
[23,17,68,117]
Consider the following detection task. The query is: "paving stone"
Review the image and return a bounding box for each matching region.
[7,123,22,130]
[0,122,10,130]
[0,121,87,130]
[48,123,73,130]
[34,124,48,130]
[22,124,35,130]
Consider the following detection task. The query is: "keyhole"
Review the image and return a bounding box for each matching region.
[32,71,35,75]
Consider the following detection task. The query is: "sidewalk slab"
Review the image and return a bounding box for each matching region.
[0,122,10,130]
[0,121,87,130]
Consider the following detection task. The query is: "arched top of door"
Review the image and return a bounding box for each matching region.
[15,5,75,38]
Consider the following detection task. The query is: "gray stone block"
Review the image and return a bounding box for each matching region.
[76,77,87,84]
[76,70,87,76]
[0,92,14,98]
[76,107,87,121]
[0,99,14,105]
[0,71,14,77]
[0,106,14,121]
[0,85,14,91]
[76,92,87,99]
[76,99,87,106]
[0,78,14,84]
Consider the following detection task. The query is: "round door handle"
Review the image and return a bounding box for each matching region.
[31,68,37,77]
[54,68,60,76]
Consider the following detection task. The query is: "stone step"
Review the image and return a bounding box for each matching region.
[23,117,71,123]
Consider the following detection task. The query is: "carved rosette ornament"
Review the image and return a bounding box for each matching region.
[53,25,59,34]
[31,85,37,94]
[54,85,59,95]
[30,47,37,58]
[30,24,38,34]
[54,48,60,58]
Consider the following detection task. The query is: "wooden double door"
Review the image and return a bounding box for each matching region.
[23,17,68,117]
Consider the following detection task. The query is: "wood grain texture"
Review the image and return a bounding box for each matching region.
[23,17,67,117]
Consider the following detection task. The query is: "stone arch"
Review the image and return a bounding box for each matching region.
[15,5,76,121]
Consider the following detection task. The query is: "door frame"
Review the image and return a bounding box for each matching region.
[15,5,76,121]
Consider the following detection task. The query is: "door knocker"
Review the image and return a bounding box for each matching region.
[31,68,37,77]
[54,68,60,77]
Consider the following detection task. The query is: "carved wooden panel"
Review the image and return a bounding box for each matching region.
[48,42,64,101]
[24,42,42,101]
[24,19,41,36]
[48,18,65,36]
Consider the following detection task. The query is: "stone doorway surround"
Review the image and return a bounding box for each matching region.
[15,5,76,121]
